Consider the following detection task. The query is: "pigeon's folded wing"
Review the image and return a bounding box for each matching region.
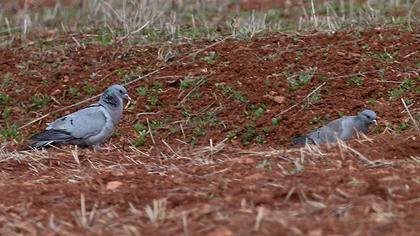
[45,105,108,139]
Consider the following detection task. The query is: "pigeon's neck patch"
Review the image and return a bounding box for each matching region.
[102,93,119,107]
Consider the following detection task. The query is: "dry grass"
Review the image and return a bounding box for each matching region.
[0,0,418,45]
[0,131,419,234]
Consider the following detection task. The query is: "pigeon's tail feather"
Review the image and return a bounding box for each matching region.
[292,135,309,145]
[27,140,55,150]
[31,129,72,142]
[28,129,74,149]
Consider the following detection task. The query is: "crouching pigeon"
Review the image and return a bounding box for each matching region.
[28,84,131,151]
[293,109,377,145]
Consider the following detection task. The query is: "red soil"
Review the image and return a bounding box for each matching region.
[0,27,419,235]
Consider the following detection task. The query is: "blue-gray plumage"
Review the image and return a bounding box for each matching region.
[293,109,377,145]
[29,84,130,151]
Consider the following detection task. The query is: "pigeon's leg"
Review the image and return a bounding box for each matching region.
[93,144,113,152]
[93,144,102,152]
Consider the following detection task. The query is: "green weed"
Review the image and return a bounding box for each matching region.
[388,79,414,101]
[68,87,81,98]
[83,83,96,95]
[308,90,323,104]
[0,93,11,104]
[98,31,113,46]
[193,127,206,137]
[372,51,394,62]
[133,122,148,147]
[136,87,149,96]
[147,95,160,107]
[348,76,364,87]
[271,118,281,126]
[180,79,192,90]
[201,51,219,64]
[368,98,378,106]
[30,95,51,110]
[310,116,322,125]
[287,68,316,90]
[242,123,258,146]
[255,135,266,144]
[397,122,409,131]
[0,124,20,141]
[1,73,14,89]
[2,107,12,120]
[216,83,249,104]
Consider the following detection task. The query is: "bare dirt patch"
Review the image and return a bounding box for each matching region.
[0,26,419,235]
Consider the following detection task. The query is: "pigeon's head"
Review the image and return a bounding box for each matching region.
[102,84,131,102]
[358,109,377,125]
[106,84,131,101]
[100,85,131,109]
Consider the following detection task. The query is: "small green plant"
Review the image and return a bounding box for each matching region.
[133,122,148,147]
[150,119,166,130]
[388,79,414,101]
[255,135,266,144]
[337,111,345,117]
[169,126,178,134]
[271,118,281,126]
[227,129,240,140]
[373,51,393,62]
[403,98,413,105]
[378,69,385,78]
[397,122,409,131]
[242,123,258,146]
[308,90,323,104]
[372,126,382,134]
[83,83,96,95]
[136,87,149,96]
[0,93,11,104]
[147,95,160,107]
[193,127,206,137]
[134,130,147,147]
[182,111,190,118]
[0,124,20,141]
[262,127,270,134]
[134,122,147,133]
[180,79,192,90]
[68,87,81,98]
[368,98,378,106]
[98,31,113,46]
[1,73,14,89]
[30,95,51,110]
[348,76,364,87]
[201,51,219,64]
[217,84,249,104]
[152,82,164,92]
[310,116,322,125]
[2,107,12,120]
[287,68,316,90]
[317,75,326,81]
[251,105,266,119]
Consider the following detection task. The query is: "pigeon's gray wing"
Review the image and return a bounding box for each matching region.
[47,105,107,139]
[30,105,109,147]
[307,117,346,144]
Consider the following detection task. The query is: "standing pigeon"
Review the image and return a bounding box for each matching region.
[29,84,131,151]
[293,109,377,145]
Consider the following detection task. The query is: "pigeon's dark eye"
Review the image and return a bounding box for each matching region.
[119,89,124,94]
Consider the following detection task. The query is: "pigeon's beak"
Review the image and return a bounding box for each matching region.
[124,94,131,109]
[373,120,378,125]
